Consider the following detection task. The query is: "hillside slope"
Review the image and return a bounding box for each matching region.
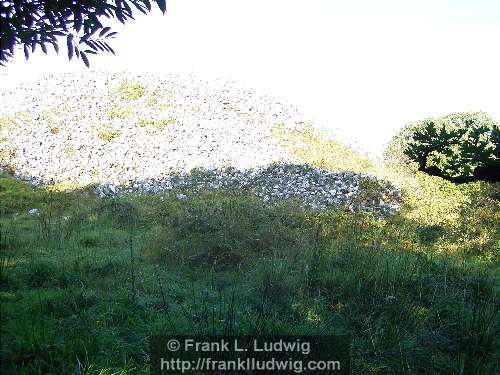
[0,71,400,216]
[0,72,498,374]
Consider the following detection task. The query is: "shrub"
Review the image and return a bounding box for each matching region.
[386,112,499,183]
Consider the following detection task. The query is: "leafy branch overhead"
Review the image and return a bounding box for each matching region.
[0,0,166,67]
[404,112,500,183]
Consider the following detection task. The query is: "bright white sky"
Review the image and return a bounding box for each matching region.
[1,0,499,156]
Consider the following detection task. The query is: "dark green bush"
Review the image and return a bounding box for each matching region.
[386,112,499,183]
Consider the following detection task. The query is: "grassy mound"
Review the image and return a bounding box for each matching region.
[1,124,499,374]
[0,107,500,375]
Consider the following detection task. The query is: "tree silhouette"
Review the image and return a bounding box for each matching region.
[0,0,166,67]
[403,113,499,183]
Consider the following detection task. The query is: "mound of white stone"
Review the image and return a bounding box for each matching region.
[0,71,401,216]
[96,164,401,216]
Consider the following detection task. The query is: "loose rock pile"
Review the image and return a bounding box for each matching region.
[0,71,402,216]
[95,164,401,216]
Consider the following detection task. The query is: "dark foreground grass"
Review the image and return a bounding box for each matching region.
[0,171,499,374]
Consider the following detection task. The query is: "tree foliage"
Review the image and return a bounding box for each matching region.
[0,0,166,67]
[393,112,499,183]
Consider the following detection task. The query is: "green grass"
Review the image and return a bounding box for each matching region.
[1,130,499,374]
[272,123,374,173]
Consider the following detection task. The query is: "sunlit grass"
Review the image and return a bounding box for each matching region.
[272,123,374,173]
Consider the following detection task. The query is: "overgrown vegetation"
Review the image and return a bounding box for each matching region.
[1,123,499,374]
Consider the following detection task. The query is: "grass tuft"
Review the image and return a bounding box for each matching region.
[97,124,120,142]
[115,82,146,101]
